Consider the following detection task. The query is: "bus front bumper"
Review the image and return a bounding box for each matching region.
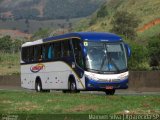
[85,78,128,91]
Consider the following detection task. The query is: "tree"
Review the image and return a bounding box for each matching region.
[12,39,22,53]
[68,22,73,32]
[111,11,140,40]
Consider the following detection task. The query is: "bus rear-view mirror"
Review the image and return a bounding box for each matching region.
[125,44,131,58]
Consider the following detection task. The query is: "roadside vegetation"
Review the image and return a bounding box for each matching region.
[0,90,160,114]
[0,36,21,75]
[0,52,19,75]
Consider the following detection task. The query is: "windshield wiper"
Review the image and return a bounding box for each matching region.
[99,45,120,73]
[108,52,120,73]
[100,53,107,72]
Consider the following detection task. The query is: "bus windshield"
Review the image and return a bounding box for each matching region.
[84,41,127,73]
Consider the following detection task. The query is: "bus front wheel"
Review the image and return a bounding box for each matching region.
[69,80,80,93]
[105,89,115,95]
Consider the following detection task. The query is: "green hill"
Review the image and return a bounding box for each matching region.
[75,0,160,38]
[0,0,105,20]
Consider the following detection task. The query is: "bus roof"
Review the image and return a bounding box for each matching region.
[22,32,122,47]
[43,32,122,42]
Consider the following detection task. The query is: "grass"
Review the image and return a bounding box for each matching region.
[138,25,160,40]
[0,90,159,115]
[0,52,20,75]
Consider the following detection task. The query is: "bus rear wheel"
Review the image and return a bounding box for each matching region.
[35,81,42,92]
[105,89,115,95]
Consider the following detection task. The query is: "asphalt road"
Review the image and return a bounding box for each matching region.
[0,85,160,95]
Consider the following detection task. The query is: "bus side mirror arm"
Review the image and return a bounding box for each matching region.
[82,47,87,58]
[125,44,131,58]
[80,43,87,58]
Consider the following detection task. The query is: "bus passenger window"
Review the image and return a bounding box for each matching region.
[72,39,84,68]
[42,44,54,61]
[62,40,72,57]
[54,42,61,59]
[29,47,34,62]
[42,45,46,60]
[52,43,55,59]
[43,44,49,60]
[48,44,53,60]
[34,46,42,62]
[22,47,29,62]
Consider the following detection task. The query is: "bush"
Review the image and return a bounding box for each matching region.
[148,36,160,69]
[89,17,97,26]
[0,36,22,53]
[124,38,150,70]
[0,36,12,52]
[97,5,108,18]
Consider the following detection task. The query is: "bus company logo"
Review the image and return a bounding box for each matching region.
[30,63,45,73]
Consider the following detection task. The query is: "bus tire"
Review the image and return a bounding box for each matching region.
[35,79,42,92]
[105,89,115,95]
[69,79,77,93]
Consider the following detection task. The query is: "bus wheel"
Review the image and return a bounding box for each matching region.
[105,89,115,95]
[69,80,77,93]
[35,81,42,92]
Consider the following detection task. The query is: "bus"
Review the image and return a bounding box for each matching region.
[21,32,131,95]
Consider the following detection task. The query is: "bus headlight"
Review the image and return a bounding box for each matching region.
[119,72,129,80]
[85,72,99,81]
[85,74,99,81]
[119,75,128,80]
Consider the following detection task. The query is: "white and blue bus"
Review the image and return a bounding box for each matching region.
[21,32,131,95]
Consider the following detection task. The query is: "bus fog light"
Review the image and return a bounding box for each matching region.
[88,83,94,87]
[126,83,128,86]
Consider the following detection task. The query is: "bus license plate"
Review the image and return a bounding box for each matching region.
[106,86,113,89]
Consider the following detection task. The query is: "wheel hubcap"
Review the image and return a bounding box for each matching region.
[71,82,76,91]
[37,83,40,91]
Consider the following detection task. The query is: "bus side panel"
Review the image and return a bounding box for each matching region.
[21,65,36,89]
[41,61,85,90]
[40,62,69,90]
[21,61,86,90]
